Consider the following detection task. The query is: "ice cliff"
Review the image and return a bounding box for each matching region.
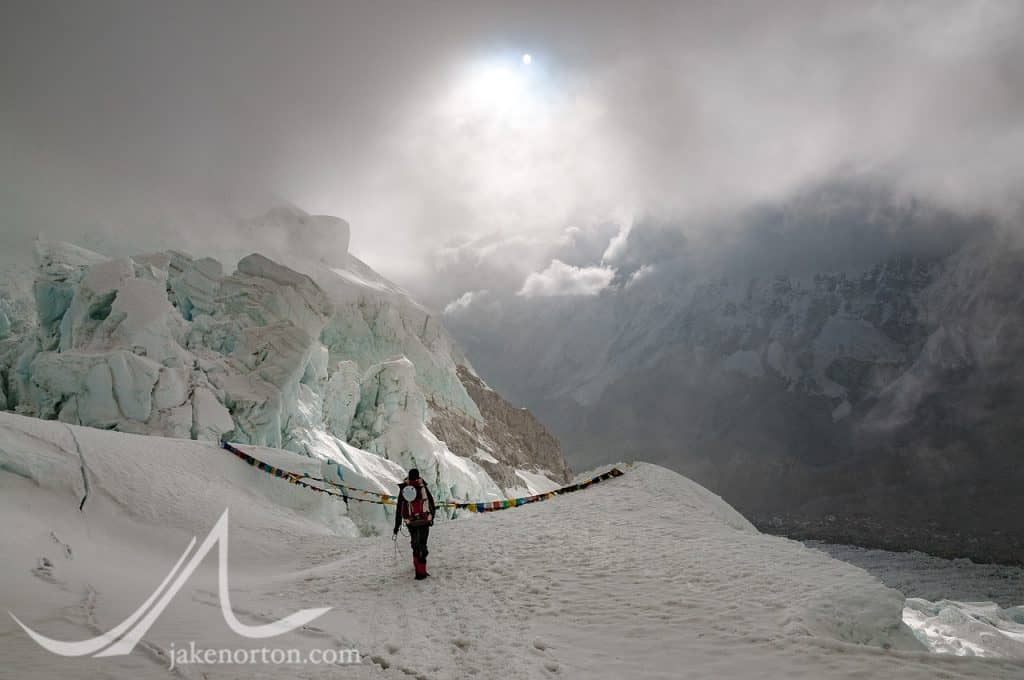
[0,209,570,532]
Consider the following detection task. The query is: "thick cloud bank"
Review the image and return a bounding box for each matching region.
[3,1,1023,282]
[441,181,1024,563]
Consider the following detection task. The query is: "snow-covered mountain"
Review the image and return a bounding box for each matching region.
[444,187,1024,564]
[1,204,1021,677]
[0,208,570,534]
[3,411,1023,678]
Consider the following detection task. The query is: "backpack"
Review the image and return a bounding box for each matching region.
[401,481,432,526]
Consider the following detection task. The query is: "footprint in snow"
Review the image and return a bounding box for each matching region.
[50,531,73,559]
[32,557,58,584]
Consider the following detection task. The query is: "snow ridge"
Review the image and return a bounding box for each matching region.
[3,413,1021,677]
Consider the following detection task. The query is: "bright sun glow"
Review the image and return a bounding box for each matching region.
[439,52,555,134]
[451,60,540,123]
[464,65,525,107]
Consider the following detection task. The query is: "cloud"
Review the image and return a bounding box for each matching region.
[443,289,489,316]
[2,1,1023,286]
[600,223,633,265]
[625,264,656,287]
[518,260,615,297]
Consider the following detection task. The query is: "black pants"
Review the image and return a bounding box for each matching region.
[408,523,430,562]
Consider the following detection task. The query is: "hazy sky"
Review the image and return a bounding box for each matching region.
[3,1,1023,300]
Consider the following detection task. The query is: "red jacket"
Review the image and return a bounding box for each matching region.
[394,478,436,532]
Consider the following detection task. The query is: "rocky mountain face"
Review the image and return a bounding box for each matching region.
[446,193,1024,563]
[0,209,571,532]
[428,365,571,487]
[591,242,1024,563]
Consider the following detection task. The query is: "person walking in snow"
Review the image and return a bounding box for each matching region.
[393,468,436,580]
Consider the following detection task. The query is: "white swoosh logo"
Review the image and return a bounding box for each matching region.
[10,509,330,657]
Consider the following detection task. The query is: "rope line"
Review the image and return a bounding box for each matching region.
[221,442,624,513]
[222,442,395,506]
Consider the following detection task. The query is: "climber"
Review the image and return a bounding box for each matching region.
[393,468,436,580]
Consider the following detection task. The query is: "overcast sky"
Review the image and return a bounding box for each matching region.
[3,1,1023,302]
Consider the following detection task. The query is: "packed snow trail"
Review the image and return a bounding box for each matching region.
[1,413,1022,679]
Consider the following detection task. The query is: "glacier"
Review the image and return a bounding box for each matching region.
[0,211,569,534]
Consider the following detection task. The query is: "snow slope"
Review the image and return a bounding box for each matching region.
[2,412,1021,679]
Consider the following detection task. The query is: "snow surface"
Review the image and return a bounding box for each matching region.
[903,599,1024,658]
[807,541,1024,658]
[512,469,560,495]
[3,411,1022,679]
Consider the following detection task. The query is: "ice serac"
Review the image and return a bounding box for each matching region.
[242,203,351,267]
[322,359,360,439]
[349,356,504,503]
[0,217,572,533]
[240,205,481,421]
[314,254,483,420]
[0,263,36,411]
[187,252,334,449]
[167,251,222,321]
[32,239,107,350]
[240,207,570,492]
